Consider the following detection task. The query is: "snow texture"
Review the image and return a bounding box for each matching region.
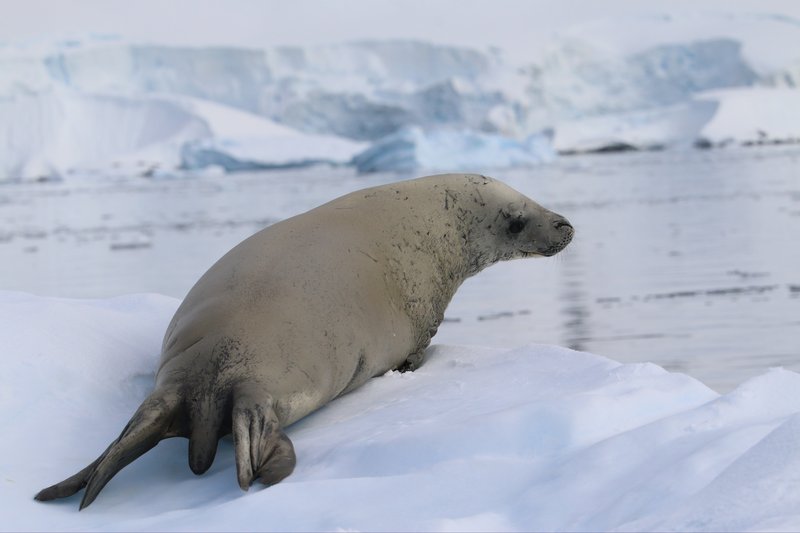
[3,291,800,531]
[1,12,799,178]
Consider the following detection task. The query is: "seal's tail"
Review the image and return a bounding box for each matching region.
[34,389,181,510]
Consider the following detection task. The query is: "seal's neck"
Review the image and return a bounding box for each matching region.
[378,182,493,344]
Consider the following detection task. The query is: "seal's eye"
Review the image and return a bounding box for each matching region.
[508,219,526,234]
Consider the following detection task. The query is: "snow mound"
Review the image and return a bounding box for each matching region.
[3,291,800,531]
[353,127,555,173]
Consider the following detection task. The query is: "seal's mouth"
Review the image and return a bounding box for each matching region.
[519,246,563,258]
[520,250,542,258]
[519,220,574,257]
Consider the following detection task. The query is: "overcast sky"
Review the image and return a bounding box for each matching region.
[2,0,799,51]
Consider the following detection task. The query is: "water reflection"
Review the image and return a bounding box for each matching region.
[559,247,590,353]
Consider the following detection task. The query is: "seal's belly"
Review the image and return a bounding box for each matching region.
[242,300,415,425]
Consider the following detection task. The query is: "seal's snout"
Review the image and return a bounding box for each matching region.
[537,213,574,257]
[554,215,574,245]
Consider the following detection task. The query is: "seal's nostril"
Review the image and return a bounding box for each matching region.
[553,218,573,230]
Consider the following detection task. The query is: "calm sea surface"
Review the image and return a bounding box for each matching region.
[1,146,798,391]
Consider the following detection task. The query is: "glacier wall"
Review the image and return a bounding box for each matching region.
[523,39,757,121]
[1,12,799,179]
[15,41,501,140]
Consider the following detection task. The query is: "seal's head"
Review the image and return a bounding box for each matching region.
[495,197,574,258]
[459,177,574,274]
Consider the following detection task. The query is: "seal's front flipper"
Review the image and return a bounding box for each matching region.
[396,350,425,372]
[231,385,296,490]
[34,389,181,509]
[396,327,436,372]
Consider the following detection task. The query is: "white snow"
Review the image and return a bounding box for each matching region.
[2,290,800,531]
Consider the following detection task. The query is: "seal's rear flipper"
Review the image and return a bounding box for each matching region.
[34,456,103,501]
[34,389,181,509]
[231,385,296,490]
[187,394,228,476]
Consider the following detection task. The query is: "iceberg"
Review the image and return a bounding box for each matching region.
[696,87,800,147]
[553,100,719,153]
[552,87,800,153]
[176,98,367,172]
[0,90,365,181]
[0,88,208,181]
[523,37,758,125]
[353,126,555,173]
[2,291,800,531]
[519,13,800,152]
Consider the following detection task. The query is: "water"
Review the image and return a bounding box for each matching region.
[1,146,798,391]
